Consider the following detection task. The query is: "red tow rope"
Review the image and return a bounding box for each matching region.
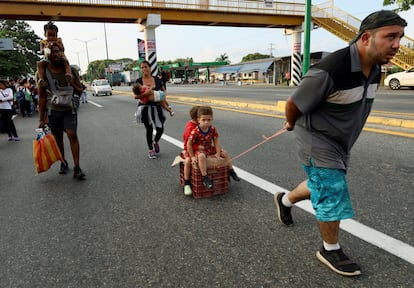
[231,128,287,162]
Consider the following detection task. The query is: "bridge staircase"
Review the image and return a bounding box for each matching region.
[312,1,414,70]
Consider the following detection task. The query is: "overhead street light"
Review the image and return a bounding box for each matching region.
[68,50,84,70]
[74,38,96,68]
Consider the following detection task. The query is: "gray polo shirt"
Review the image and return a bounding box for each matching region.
[291,44,381,170]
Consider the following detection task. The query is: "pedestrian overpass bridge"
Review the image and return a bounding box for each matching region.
[1,0,413,70]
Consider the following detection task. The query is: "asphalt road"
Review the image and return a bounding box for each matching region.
[0,90,413,288]
[163,83,414,114]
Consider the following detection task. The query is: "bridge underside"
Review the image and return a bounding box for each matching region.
[0,2,303,28]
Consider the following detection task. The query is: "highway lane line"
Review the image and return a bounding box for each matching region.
[87,100,103,108]
[161,133,414,266]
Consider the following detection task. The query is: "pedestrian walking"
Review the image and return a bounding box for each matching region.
[134,60,170,159]
[274,10,407,276]
[80,76,88,104]
[0,80,20,141]
[284,71,291,86]
[37,42,86,179]
[17,79,32,117]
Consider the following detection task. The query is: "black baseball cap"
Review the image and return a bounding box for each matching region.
[350,10,407,44]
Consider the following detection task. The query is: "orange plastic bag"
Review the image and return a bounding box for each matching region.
[33,130,64,173]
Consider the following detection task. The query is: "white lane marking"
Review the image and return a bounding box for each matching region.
[87,100,103,107]
[161,133,414,265]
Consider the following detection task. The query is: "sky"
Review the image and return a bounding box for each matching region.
[27,0,414,74]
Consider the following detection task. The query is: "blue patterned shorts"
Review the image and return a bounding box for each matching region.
[303,163,355,222]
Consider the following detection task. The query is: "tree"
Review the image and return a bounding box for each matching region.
[215,53,230,64]
[383,0,413,11]
[175,57,193,64]
[125,60,140,71]
[241,53,271,62]
[88,59,114,80]
[0,20,41,78]
[86,58,136,81]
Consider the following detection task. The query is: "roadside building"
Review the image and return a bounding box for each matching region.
[213,51,330,85]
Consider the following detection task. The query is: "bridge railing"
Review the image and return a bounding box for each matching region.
[8,0,306,15]
[313,0,414,59]
[312,1,360,31]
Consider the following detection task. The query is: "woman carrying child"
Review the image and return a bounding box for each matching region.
[133,61,173,159]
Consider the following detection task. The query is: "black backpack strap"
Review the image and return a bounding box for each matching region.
[45,68,57,93]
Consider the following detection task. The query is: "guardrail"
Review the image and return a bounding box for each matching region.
[312,0,360,29]
[313,0,414,69]
[3,0,306,15]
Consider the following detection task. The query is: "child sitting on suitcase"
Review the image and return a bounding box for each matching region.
[181,106,200,196]
[187,106,240,189]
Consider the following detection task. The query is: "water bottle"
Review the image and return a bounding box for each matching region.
[35,128,43,141]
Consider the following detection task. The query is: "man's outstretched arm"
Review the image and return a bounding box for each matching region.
[285,96,302,131]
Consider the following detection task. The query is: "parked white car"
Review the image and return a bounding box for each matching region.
[170,78,183,84]
[384,67,414,90]
[91,79,112,96]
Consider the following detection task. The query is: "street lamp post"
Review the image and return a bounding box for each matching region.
[74,38,96,79]
[104,23,109,61]
[103,23,110,83]
[69,50,84,72]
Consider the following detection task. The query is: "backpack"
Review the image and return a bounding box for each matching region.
[45,68,74,109]
[24,89,32,102]
[16,89,25,102]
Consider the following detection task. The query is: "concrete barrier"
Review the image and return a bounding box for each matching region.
[167,96,414,129]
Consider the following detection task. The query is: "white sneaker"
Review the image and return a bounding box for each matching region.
[148,150,157,159]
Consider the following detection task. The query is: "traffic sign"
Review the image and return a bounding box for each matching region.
[0,38,13,50]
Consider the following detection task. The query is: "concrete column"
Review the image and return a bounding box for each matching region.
[200,0,209,10]
[140,14,161,77]
[291,31,302,86]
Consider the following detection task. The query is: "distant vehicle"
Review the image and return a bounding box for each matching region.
[170,78,183,84]
[188,77,199,84]
[384,67,414,90]
[106,73,123,86]
[91,79,112,96]
[121,70,140,86]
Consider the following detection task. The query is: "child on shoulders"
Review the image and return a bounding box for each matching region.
[37,21,72,87]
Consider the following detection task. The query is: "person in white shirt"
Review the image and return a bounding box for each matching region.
[0,80,19,141]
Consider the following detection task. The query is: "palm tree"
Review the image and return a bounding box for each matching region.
[215,53,230,64]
